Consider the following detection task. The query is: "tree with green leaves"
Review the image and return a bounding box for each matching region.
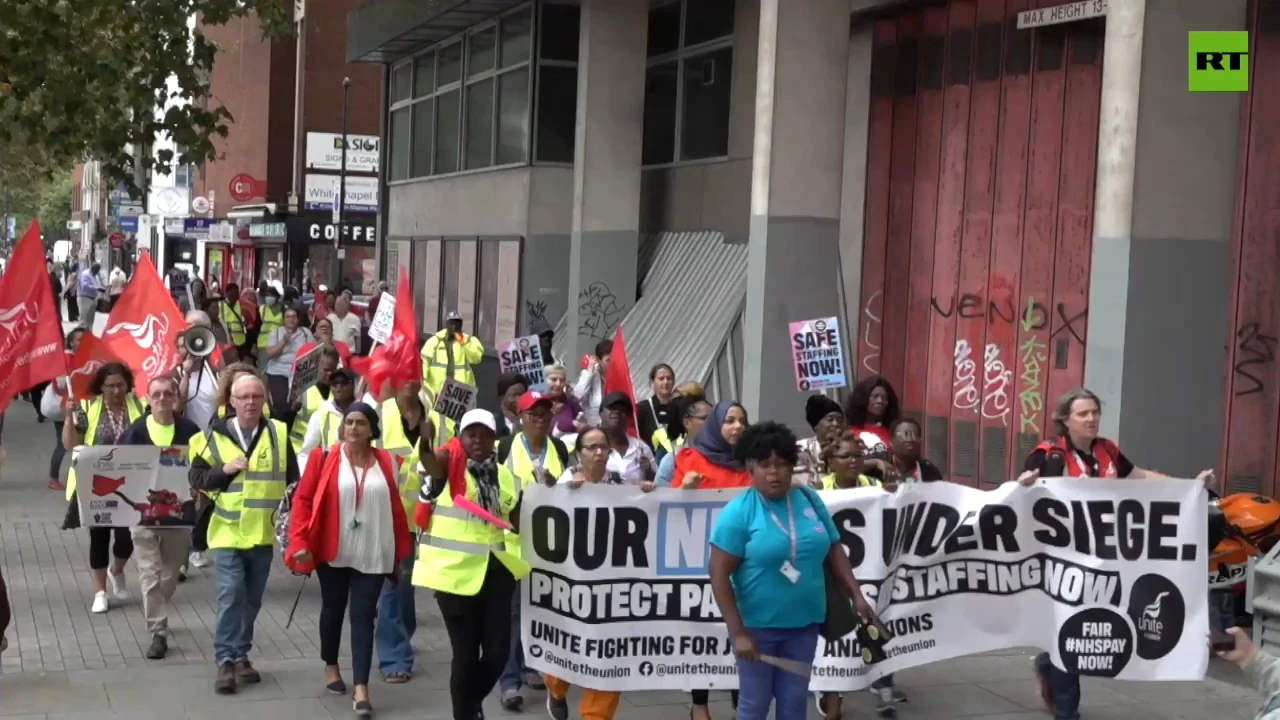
[0,0,292,193]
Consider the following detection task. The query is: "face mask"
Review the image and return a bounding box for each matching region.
[264,297,277,306]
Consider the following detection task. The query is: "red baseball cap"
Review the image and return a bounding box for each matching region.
[517,391,552,414]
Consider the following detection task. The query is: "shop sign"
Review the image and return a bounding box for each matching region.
[303,174,378,213]
[305,132,380,174]
[249,222,287,238]
[287,216,376,245]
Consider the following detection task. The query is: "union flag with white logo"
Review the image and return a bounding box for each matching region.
[68,333,126,402]
[0,221,68,412]
[101,252,185,390]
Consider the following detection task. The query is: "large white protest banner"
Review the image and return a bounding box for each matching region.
[74,445,196,528]
[520,480,1209,691]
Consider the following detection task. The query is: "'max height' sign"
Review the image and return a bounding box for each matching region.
[1189,31,1249,92]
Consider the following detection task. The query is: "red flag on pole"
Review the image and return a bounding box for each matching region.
[101,253,186,390]
[350,268,421,397]
[602,325,639,438]
[0,221,69,412]
[68,333,127,401]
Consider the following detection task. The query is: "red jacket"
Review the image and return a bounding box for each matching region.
[285,445,413,575]
[671,447,752,489]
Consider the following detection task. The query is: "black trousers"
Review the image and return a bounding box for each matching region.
[316,564,384,686]
[191,503,212,552]
[88,526,133,570]
[266,374,292,423]
[691,689,739,707]
[436,559,517,720]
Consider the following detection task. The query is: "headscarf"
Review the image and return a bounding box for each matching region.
[688,401,746,471]
[346,401,381,439]
[805,394,844,429]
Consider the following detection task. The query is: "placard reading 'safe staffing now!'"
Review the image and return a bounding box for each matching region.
[519,479,1209,692]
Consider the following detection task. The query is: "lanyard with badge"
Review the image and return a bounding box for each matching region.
[521,433,547,474]
[231,421,254,452]
[761,489,801,583]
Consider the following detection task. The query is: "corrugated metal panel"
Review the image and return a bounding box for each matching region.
[551,232,747,397]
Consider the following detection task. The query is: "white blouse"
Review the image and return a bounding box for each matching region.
[332,450,396,575]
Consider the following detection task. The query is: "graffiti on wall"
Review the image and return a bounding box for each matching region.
[1234,322,1278,397]
[526,299,548,325]
[862,290,883,375]
[1015,297,1089,434]
[579,282,626,338]
[952,340,1013,425]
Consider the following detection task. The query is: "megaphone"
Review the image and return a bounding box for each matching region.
[177,326,218,358]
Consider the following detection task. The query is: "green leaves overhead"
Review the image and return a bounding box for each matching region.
[0,0,292,192]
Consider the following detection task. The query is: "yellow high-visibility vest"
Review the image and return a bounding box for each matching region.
[420,329,481,396]
[501,432,566,559]
[65,396,146,501]
[256,305,284,350]
[289,385,326,451]
[218,301,247,346]
[821,473,881,490]
[411,464,529,595]
[191,419,290,550]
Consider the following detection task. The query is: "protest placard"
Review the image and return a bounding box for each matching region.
[432,378,477,424]
[498,335,546,385]
[520,479,1209,691]
[790,316,847,391]
[289,343,324,403]
[74,445,196,528]
[368,291,397,345]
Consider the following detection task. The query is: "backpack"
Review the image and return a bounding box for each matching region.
[276,450,327,574]
[496,435,569,473]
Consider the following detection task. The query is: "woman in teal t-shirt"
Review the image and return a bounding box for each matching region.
[708,421,875,720]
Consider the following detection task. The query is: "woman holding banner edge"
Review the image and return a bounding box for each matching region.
[708,421,877,720]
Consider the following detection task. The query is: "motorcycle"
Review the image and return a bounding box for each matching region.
[1207,492,1280,627]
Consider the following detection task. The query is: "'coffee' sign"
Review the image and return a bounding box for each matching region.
[287,217,376,245]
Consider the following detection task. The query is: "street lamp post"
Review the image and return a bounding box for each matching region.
[334,76,351,291]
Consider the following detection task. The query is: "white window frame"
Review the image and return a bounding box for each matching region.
[641,0,735,169]
[531,0,580,167]
[387,3,535,183]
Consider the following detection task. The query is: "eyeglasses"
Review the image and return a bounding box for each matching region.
[150,390,176,399]
[233,393,266,402]
[686,413,709,422]
[579,444,609,454]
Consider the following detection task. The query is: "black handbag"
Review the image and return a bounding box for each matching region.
[794,486,861,641]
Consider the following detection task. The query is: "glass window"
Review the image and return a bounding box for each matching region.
[441,240,460,328]
[497,68,530,165]
[641,61,678,165]
[435,89,461,174]
[501,7,532,67]
[469,26,497,76]
[680,46,733,160]
[392,63,412,102]
[390,107,411,181]
[496,241,520,342]
[419,240,442,332]
[411,99,434,177]
[413,52,435,96]
[438,42,463,86]
[535,66,576,164]
[647,2,681,57]
[476,239,500,347]
[540,3,580,62]
[457,239,478,333]
[465,78,495,169]
[683,0,735,47]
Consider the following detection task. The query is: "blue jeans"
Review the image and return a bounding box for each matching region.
[735,624,821,720]
[1035,652,1081,720]
[212,546,273,666]
[376,554,417,674]
[500,587,524,691]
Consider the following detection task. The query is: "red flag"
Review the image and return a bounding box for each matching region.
[350,268,420,397]
[312,292,330,323]
[90,475,127,496]
[0,221,69,412]
[101,253,186,390]
[68,333,126,401]
[602,325,639,438]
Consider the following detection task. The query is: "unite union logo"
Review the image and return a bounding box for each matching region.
[0,303,38,336]
[106,315,172,375]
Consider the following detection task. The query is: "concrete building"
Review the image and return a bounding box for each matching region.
[348,0,1275,492]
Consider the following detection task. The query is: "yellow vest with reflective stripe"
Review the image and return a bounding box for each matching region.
[397,440,423,529]
[65,396,146,501]
[192,419,290,550]
[379,397,455,453]
[411,465,530,595]
[257,305,284,349]
[821,473,881,490]
[652,427,685,457]
[217,403,272,420]
[502,432,565,559]
[289,385,327,450]
[420,329,478,395]
[218,300,247,346]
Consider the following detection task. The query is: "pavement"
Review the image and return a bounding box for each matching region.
[0,326,1265,718]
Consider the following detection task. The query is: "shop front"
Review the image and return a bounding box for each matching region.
[286,214,377,295]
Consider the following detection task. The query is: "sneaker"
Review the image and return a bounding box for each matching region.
[546,693,568,720]
[235,659,261,684]
[189,551,210,568]
[876,687,897,717]
[146,634,168,660]
[108,571,129,600]
[215,662,237,694]
[91,591,109,613]
[522,669,545,690]
[47,479,64,491]
[501,686,523,711]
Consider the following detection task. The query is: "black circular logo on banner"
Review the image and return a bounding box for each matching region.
[799,379,811,392]
[528,644,543,659]
[1056,606,1133,678]
[638,661,654,676]
[1126,573,1185,660]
